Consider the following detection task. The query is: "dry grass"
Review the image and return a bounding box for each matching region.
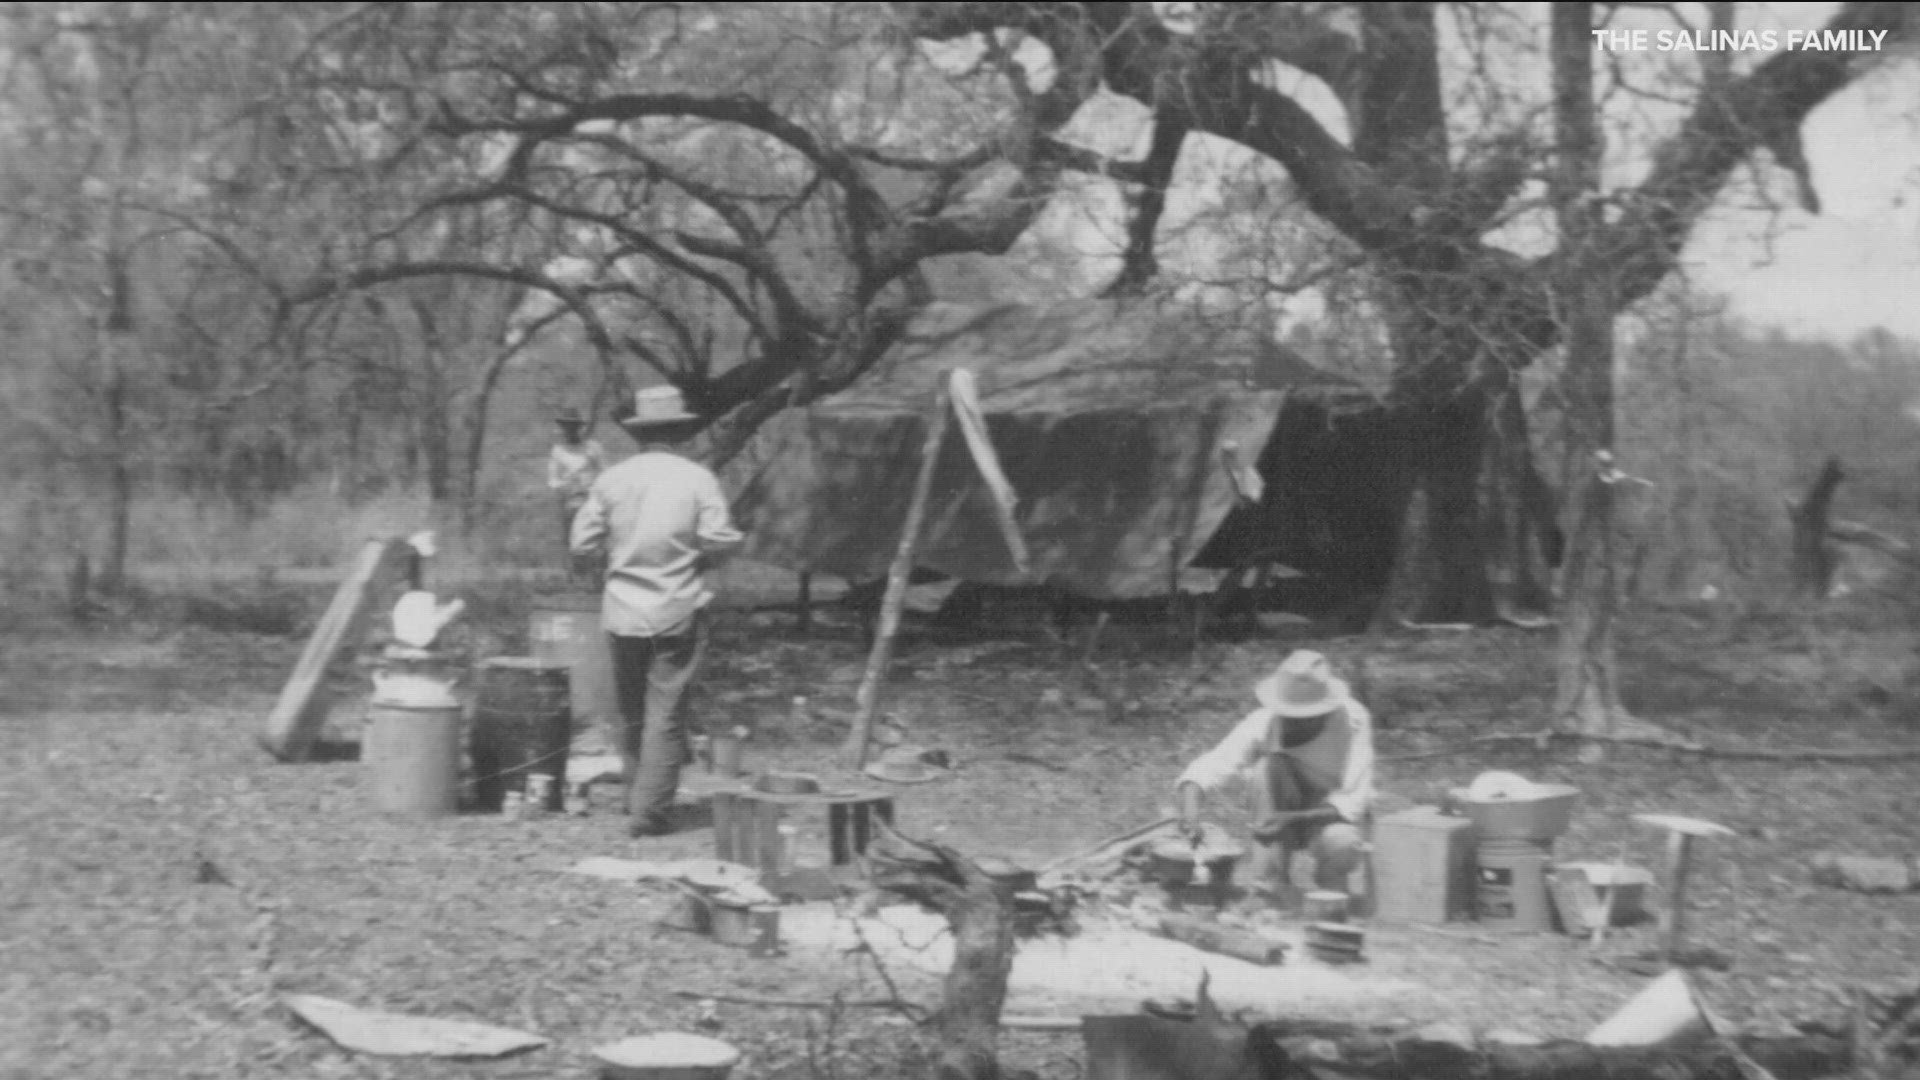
[5,585,1920,1079]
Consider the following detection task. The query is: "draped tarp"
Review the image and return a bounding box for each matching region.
[722,299,1351,600]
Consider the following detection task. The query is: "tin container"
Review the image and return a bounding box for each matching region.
[746,906,781,958]
[1304,890,1350,922]
[711,902,781,957]
[526,774,555,809]
[501,790,526,820]
[709,735,744,777]
[1305,921,1365,964]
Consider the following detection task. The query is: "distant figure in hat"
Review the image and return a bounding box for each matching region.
[570,386,743,837]
[1175,649,1376,899]
[547,407,607,579]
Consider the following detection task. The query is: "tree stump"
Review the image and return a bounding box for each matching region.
[866,821,1019,1080]
[1789,457,1845,598]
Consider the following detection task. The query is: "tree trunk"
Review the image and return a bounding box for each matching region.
[1547,1,1662,741]
[1374,397,1500,627]
[1789,458,1845,598]
[866,823,1017,1080]
[1414,398,1499,624]
[99,330,135,595]
[1552,460,1636,735]
[458,343,518,536]
[1492,387,1560,617]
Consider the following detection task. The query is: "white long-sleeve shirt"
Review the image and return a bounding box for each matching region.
[548,440,607,498]
[1176,686,1376,824]
[570,450,744,636]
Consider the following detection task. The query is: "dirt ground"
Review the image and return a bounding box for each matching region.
[6,577,1920,1079]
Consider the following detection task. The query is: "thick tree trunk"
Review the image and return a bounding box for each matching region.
[1789,458,1845,598]
[1374,397,1501,627]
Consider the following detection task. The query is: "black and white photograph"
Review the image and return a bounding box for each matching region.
[7,3,1920,1078]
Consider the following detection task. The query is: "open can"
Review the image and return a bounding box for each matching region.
[746,905,781,958]
[710,734,744,778]
[526,773,554,810]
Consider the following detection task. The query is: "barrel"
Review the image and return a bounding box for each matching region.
[471,658,572,812]
[530,593,618,740]
[365,701,465,815]
[1475,838,1554,932]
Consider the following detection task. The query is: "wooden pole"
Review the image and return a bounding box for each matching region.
[844,379,952,769]
[1661,830,1696,963]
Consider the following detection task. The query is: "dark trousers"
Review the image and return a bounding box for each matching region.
[608,613,708,826]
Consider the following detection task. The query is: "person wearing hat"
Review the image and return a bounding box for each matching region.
[570,386,743,837]
[1174,649,1376,898]
[547,408,607,578]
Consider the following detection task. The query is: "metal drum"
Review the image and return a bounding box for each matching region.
[471,657,572,812]
[530,593,618,740]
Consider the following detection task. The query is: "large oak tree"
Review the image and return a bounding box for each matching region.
[900,1,1916,632]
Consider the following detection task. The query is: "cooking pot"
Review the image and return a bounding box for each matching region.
[1142,832,1245,888]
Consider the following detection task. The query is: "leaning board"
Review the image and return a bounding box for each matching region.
[259,538,408,761]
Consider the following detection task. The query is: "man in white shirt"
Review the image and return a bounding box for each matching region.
[548,408,607,579]
[1175,650,1376,896]
[571,387,744,837]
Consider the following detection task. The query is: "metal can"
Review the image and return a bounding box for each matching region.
[746,905,781,958]
[526,774,554,810]
[501,790,525,820]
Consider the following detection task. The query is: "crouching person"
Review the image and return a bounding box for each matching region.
[1175,650,1375,900]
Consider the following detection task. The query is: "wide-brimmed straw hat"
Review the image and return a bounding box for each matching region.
[1254,650,1348,718]
[618,385,699,429]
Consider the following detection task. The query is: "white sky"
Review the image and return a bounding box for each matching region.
[1036,3,1920,342]
[1688,64,1920,340]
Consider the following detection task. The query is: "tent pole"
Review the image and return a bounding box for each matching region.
[845,377,952,770]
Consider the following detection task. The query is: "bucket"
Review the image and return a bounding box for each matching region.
[1476,839,1554,932]
[471,658,572,812]
[708,735,745,777]
[530,593,618,740]
[365,701,464,815]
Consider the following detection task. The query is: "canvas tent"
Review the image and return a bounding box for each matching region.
[723,298,1372,600]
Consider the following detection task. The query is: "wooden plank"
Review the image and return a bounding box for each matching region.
[260,538,407,762]
[754,800,784,875]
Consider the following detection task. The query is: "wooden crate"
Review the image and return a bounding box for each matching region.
[711,789,895,897]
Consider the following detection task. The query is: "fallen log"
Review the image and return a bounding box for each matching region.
[1381,729,1920,765]
[1156,915,1287,966]
[1262,1024,1851,1080]
[1080,1014,1855,1080]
